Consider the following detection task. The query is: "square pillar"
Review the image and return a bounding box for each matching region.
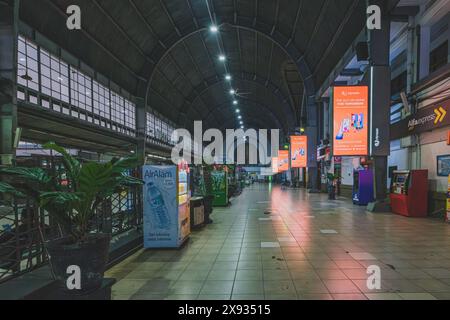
[0,0,18,166]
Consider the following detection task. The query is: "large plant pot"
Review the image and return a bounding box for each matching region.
[45,233,111,294]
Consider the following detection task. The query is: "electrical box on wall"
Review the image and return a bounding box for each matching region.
[400,135,418,148]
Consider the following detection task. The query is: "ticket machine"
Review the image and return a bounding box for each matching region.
[352,168,374,205]
[390,170,428,217]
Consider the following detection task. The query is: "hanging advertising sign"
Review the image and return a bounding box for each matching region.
[390,98,449,140]
[278,150,289,172]
[272,157,279,174]
[143,165,178,248]
[290,136,307,168]
[333,86,369,156]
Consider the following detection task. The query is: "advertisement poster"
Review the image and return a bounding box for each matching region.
[278,150,289,172]
[272,157,279,174]
[290,136,307,168]
[333,86,369,156]
[143,165,178,248]
[211,170,228,206]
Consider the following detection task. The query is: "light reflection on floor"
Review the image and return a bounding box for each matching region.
[107,183,450,300]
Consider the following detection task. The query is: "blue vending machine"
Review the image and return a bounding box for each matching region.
[352,168,374,205]
[142,165,191,248]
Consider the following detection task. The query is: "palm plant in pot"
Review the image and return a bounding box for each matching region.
[0,142,143,293]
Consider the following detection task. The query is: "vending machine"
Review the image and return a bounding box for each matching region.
[352,168,374,205]
[211,166,229,207]
[142,164,191,248]
[390,170,428,217]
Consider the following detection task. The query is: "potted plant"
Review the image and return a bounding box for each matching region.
[0,142,143,293]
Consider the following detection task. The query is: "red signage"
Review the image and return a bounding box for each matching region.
[333,86,369,156]
[290,136,307,168]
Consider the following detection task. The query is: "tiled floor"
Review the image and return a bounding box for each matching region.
[106,184,450,300]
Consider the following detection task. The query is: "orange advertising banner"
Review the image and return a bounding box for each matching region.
[290,136,307,168]
[272,157,279,174]
[278,150,289,172]
[333,86,369,156]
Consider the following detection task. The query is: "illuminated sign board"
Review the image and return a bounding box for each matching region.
[290,136,307,168]
[272,157,279,174]
[333,86,369,156]
[278,150,289,172]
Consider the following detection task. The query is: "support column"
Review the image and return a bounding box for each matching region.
[306,95,319,193]
[418,25,430,80]
[367,0,392,212]
[0,0,18,166]
[135,97,146,166]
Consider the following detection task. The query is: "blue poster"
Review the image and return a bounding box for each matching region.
[143,165,178,248]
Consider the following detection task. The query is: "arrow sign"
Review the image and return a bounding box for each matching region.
[391,98,450,140]
[439,107,446,122]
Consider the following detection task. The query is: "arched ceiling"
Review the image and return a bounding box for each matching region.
[19,0,398,135]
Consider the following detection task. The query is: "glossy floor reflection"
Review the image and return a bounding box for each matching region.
[107,184,450,300]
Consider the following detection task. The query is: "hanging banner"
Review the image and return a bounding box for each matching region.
[290,135,307,168]
[278,150,289,172]
[333,86,369,156]
[272,157,279,174]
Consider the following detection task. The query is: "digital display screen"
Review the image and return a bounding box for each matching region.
[333,86,369,156]
[290,135,307,168]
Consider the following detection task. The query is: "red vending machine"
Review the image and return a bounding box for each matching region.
[390,170,428,217]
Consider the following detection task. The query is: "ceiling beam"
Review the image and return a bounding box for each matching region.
[128,0,167,50]
[312,0,360,75]
[43,0,147,82]
[92,0,155,64]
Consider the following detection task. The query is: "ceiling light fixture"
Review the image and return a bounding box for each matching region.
[218,54,226,62]
[233,100,238,105]
[229,89,235,95]
[225,74,232,81]
[209,25,218,33]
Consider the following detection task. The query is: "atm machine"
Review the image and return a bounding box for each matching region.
[390,170,428,217]
[352,168,374,205]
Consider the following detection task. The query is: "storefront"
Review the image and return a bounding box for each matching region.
[389,80,450,214]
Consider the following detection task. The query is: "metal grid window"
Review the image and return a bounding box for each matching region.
[40,48,69,104]
[17,36,39,92]
[92,80,110,127]
[70,66,92,120]
[146,112,155,138]
[124,99,136,132]
[154,116,162,141]
[15,35,145,140]
[146,112,176,144]
[111,92,125,131]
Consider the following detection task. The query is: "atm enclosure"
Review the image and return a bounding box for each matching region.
[390,170,428,217]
